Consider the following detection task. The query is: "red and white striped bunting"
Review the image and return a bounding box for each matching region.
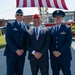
[16,0,68,10]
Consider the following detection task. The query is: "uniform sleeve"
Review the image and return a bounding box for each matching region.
[26,31,34,54]
[5,23,18,53]
[59,27,72,55]
[49,28,55,53]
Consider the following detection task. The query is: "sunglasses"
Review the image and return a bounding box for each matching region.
[16,14,23,16]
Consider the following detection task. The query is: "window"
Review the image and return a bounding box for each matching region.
[48,16,54,23]
[64,15,74,22]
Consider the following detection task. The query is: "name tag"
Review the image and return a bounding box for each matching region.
[13,28,18,31]
[60,31,66,34]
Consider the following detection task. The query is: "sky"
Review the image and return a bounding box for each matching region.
[0,0,75,20]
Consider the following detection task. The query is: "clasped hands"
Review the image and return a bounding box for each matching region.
[16,49,24,56]
[53,51,61,57]
[33,52,42,59]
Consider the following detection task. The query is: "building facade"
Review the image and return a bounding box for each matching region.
[0,11,75,27]
[48,11,75,23]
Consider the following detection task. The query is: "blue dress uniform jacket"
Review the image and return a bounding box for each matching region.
[4,20,29,75]
[50,23,72,61]
[4,20,28,57]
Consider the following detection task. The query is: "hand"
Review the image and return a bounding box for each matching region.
[53,51,61,57]
[57,51,61,57]
[36,52,42,59]
[34,52,42,59]
[16,49,23,56]
[20,49,24,54]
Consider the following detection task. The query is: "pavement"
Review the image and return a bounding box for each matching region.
[72,37,75,41]
[0,41,75,75]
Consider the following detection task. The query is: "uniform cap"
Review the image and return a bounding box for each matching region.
[16,9,23,14]
[52,10,65,18]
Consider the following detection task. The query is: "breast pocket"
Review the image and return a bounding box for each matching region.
[12,30,20,37]
[13,30,18,34]
[60,32,67,40]
[60,32,66,36]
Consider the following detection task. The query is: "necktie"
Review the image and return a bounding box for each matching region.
[36,28,38,36]
[56,26,59,32]
[19,23,22,33]
[35,28,38,40]
[19,23,21,28]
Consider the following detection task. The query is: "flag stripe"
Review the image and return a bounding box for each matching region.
[35,0,39,7]
[42,0,47,7]
[39,0,43,7]
[23,0,27,7]
[16,0,68,10]
[57,0,64,9]
[50,0,56,8]
[19,0,23,7]
[61,0,68,9]
[54,0,59,8]
[31,0,35,7]
[46,0,51,7]
[27,0,31,7]
[16,0,19,7]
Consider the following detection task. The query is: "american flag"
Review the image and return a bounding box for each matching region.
[16,0,68,10]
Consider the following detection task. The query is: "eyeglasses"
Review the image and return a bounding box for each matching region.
[16,14,23,16]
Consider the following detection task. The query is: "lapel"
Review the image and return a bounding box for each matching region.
[22,22,27,31]
[56,24,65,37]
[32,28,36,40]
[21,22,28,37]
[38,27,43,40]
[51,26,56,36]
[32,27,43,41]
[15,21,26,37]
[15,21,22,33]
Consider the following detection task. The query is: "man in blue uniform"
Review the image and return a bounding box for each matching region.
[4,9,29,75]
[27,14,50,75]
[49,10,72,75]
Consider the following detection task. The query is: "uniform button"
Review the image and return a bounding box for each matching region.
[56,41,58,43]
[56,46,58,47]
[56,37,58,39]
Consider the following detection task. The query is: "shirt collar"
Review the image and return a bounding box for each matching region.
[17,21,23,25]
[35,25,41,30]
[56,24,61,29]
